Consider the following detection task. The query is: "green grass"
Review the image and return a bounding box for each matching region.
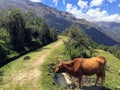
[95,50,120,89]
[0,37,63,90]
[0,49,42,90]
[40,47,120,90]
[0,36,66,90]
[0,36,120,90]
[40,43,67,90]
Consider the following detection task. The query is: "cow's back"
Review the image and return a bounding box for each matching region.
[80,56,106,75]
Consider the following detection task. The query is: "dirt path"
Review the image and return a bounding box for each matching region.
[12,40,63,88]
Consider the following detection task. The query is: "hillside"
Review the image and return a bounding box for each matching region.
[0,36,120,90]
[0,0,119,45]
[95,22,120,43]
[0,36,63,90]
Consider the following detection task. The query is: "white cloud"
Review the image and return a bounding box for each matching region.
[118,4,120,7]
[62,0,65,5]
[90,0,104,7]
[53,0,59,7]
[66,3,120,22]
[66,3,88,19]
[105,14,120,21]
[86,8,109,21]
[107,0,116,3]
[66,4,73,11]
[30,0,42,2]
[86,8,108,17]
[77,0,88,9]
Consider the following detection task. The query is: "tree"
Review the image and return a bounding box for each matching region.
[0,9,58,61]
[26,12,57,46]
[2,8,26,51]
[108,45,120,59]
[0,28,10,45]
[0,45,7,61]
[64,25,94,59]
[49,28,58,42]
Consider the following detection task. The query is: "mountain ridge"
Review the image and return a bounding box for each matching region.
[95,22,120,43]
[0,0,119,45]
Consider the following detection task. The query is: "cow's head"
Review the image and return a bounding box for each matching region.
[55,61,65,73]
[55,61,73,73]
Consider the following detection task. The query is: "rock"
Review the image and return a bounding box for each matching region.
[54,73,76,89]
[23,56,30,60]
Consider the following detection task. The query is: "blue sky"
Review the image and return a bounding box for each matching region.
[30,0,120,22]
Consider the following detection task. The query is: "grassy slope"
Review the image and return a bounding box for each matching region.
[0,36,120,90]
[40,44,65,90]
[41,45,120,90]
[95,50,120,89]
[0,37,63,90]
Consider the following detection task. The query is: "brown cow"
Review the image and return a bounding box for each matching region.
[55,56,106,88]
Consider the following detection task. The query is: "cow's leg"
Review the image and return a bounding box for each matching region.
[95,74,99,86]
[78,76,82,88]
[101,70,105,86]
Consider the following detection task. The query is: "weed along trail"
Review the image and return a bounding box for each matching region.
[0,39,63,90]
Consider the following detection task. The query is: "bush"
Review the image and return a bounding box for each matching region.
[64,25,94,59]
[0,9,58,62]
[0,45,7,61]
[2,8,26,51]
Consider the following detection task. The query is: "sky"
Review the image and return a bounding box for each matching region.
[30,0,120,22]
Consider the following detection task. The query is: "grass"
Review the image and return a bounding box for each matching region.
[0,48,43,90]
[40,46,120,90]
[40,44,66,90]
[0,37,64,90]
[0,36,120,90]
[95,50,120,89]
[40,36,69,90]
[0,36,67,90]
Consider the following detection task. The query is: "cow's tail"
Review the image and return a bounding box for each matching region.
[98,56,106,76]
[97,56,107,68]
[103,56,107,72]
[101,56,106,86]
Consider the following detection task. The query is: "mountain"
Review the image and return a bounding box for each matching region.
[0,0,73,32]
[95,22,120,43]
[0,0,119,46]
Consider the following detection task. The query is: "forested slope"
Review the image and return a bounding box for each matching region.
[0,9,57,64]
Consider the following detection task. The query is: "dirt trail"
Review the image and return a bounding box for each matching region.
[12,40,63,87]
